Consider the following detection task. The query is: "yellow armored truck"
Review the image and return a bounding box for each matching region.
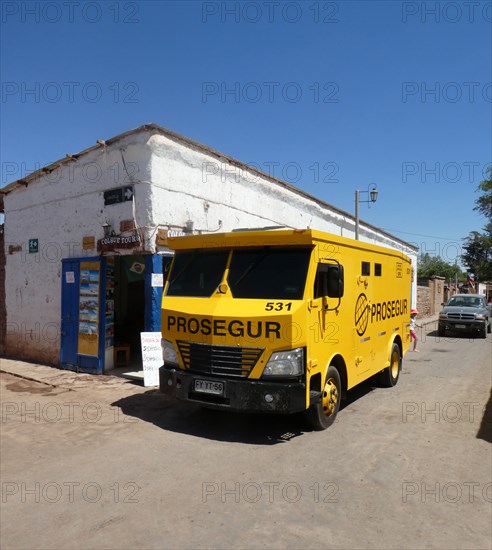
[159,228,411,429]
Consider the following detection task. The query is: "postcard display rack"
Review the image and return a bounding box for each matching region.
[77,261,101,358]
[105,257,115,370]
[76,258,115,372]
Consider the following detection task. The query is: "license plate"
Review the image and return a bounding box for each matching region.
[194,379,224,396]
[456,324,466,329]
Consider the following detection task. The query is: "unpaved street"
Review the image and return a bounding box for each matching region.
[1,324,491,550]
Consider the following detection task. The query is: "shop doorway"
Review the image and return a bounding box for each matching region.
[113,255,146,366]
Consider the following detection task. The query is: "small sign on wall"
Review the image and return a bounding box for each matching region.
[28,239,39,253]
[151,273,163,287]
[104,186,134,206]
[83,236,95,250]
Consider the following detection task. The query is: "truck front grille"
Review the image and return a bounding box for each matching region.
[447,313,475,320]
[176,341,264,378]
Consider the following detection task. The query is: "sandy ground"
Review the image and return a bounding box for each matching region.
[1,321,491,550]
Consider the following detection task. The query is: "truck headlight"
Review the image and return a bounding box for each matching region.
[475,314,486,320]
[262,348,304,377]
[162,338,178,366]
[438,313,447,319]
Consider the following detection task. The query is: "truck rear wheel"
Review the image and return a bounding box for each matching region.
[379,343,401,387]
[306,365,341,431]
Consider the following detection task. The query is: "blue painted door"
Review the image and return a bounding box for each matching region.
[144,254,173,331]
[60,259,80,369]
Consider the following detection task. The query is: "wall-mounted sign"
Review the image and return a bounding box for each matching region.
[66,271,75,284]
[8,245,22,255]
[82,236,95,250]
[28,238,39,254]
[103,185,134,206]
[120,219,136,232]
[97,231,142,252]
[151,273,163,287]
[156,228,186,247]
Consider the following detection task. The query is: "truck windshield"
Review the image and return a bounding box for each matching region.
[166,250,229,297]
[228,248,311,299]
[446,296,484,308]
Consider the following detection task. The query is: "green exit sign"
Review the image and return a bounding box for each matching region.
[29,239,39,254]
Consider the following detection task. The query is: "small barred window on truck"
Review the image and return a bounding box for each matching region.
[159,229,412,430]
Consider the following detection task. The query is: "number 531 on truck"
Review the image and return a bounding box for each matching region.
[159,228,412,430]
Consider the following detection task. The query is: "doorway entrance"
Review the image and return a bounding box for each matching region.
[60,253,169,374]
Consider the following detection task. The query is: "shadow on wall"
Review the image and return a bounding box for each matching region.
[0,224,5,356]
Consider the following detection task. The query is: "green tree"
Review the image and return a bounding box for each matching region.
[462,169,492,281]
[462,225,492,281]
[474,169,492,219]
[417,253,463,281]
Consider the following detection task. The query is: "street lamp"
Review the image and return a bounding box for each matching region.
[355,184,378,240]
[102,222,112,238]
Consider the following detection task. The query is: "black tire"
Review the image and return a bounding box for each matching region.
[438,323,446,337]
[487,321,491,334]
[479,325,487,339]
[305,365,341,431]
[379,343,401,387]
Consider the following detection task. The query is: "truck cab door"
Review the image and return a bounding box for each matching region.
[309,261,344,348]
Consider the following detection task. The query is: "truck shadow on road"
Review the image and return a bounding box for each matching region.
[477,388,492,444]
[112,380,378,445]
[112,391,305,444]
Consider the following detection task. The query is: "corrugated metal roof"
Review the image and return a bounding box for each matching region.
[0,122,417,251]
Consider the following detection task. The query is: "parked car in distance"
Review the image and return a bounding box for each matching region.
[438,294,491,338]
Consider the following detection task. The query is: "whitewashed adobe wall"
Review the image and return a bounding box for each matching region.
[148,132,417,303]
[3,133,153,364]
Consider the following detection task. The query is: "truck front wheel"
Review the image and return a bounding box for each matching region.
[306,365,341,431]
[379,343,401,387]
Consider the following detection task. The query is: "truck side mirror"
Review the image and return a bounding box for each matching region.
[327,265,344,298]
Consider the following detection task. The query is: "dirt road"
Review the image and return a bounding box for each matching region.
[1,324,491,549]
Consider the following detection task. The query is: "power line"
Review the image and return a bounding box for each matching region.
[381,228,463,241]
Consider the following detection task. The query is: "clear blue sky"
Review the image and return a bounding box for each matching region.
[1,1,491,267]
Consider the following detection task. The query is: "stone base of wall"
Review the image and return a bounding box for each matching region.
[4,334,58,367]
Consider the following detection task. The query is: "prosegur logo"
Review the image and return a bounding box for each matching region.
[355,294,408,336]
[166,316,282,339]
[355,294,370,336]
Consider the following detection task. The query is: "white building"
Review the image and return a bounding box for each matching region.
[0,123,417,372]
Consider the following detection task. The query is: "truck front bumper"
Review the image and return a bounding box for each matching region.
[159,366,307,414]
[439,319,486,333]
